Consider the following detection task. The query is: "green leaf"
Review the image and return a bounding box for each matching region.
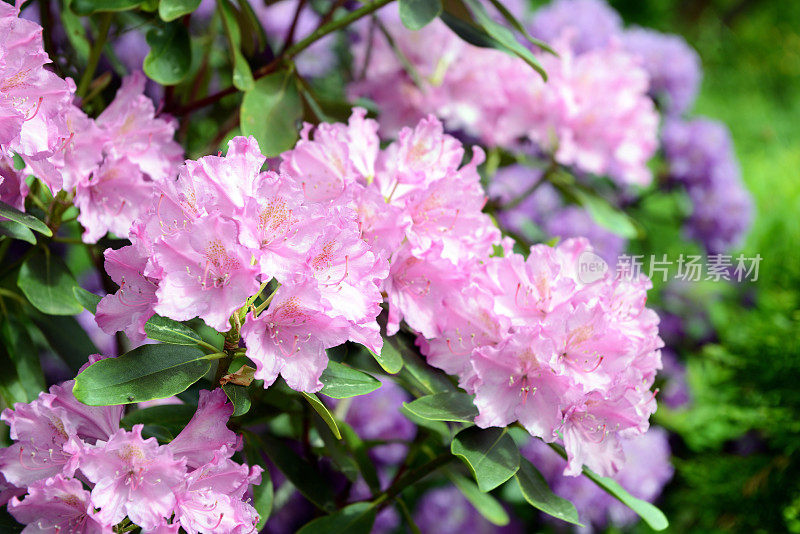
[259,433,337,512]
[583,468,669,530]
[122,403,197,435]
[223,383,252,417]
[461,0,546,79]
[313,418,359,482]
[301,392,341,439]
[399,0,442,30]
[144,22,192,85]
[572,189,640,239]
[0,317,46,402]
[440,12,499,49]
[451,427,520,492]
[159,0,201,21]
[340,423,381,492]
[404,392,478,423]
[0,220,35,244]
[17,250,83,315]
[515,458,582,525]
[370,340,403,374]
[144,314,202,345]
[484,0,556,54]
[447,471,510,526]
[297,502,377,534]
[243,439,273,529]
[30,314,98,373]
[391,335,455,394]
[218,0,254,91]
[70,0,142,15]
[73,344,211,406]
[0,201,51,236]
[319,360,381,399]
[240,70,303,157]
[73,286,102,315]
[547,442,668,530]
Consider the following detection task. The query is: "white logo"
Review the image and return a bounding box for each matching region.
[577,251,609,284]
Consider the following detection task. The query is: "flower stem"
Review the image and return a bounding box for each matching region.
[77,12,113,99]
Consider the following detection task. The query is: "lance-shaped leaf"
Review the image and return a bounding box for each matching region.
[451,427,520,492]
[319,361,381,399]
[296,502,377,534]
[223,383,252,417]
[0,201,51,236]
[302,391,341,439]
[447,470,510,525]
[159,0,201,21]
[259,434,337,512]
[399,0,442,30]
[515,457,582,525]
[369,341,403,374]
[73,286,102,314]
[240,69,303,157]
[219,0,254,91]
[17,250,83,315]
[404,392,479,423]
[0,317,46,402]
[484,0,556,54]
[0,220,35,244]
[73,344,211,405]
[144,314,202,345]
[144,22,192,85]
[547,442,668,530]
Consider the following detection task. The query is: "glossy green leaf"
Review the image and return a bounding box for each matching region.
[244,439,273,529]
[17,250,83,315]
[223,383,252,417]
[319,361,381,399]
[259,434,336,512]
[70,0,142,15]
[391,335,455,394]
[461,0,545,78]
[572,189,640,239]
[515,458,582,525]
[144,314,202,345]
[399,0,442,30]
[447,471,510,526]
[302,392,341,439]
[0,201,51,236]
[30,314,98,373]
[144,22,192,85]
[73,344,210,406]
[451,427,520,492]
[73,286,102,315]
[159,0,201,21]
[484,0,556,54]
[240,70,303,157]
[0,220,35,244]
[297,502,377,534]
[0,317,46,402]
[404,392,478,423]
[218,0,254,91]
[399,404,450,436]
[122,403,197,435]
[440,12,499,48]
[370,340,403,374]
[583,467,669,530]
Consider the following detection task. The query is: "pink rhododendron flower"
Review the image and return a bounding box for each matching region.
[152,214,260,332]
[0,155,28,210]
[95,243,158,344]
[167,389,241,469]
[0,380,121,487]
[172,449,261,534]
[8,475,112,534]
[241,283,350,392]
[75,426,186,530]
[0,3,74,190]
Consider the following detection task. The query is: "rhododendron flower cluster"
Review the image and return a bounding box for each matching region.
[0,360,260,532]
[418,238,663,476]
[350,7,659,186]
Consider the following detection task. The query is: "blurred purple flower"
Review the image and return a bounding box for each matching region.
[623,28,702,116]
[529,0,622,55]
[414,485,522,534]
